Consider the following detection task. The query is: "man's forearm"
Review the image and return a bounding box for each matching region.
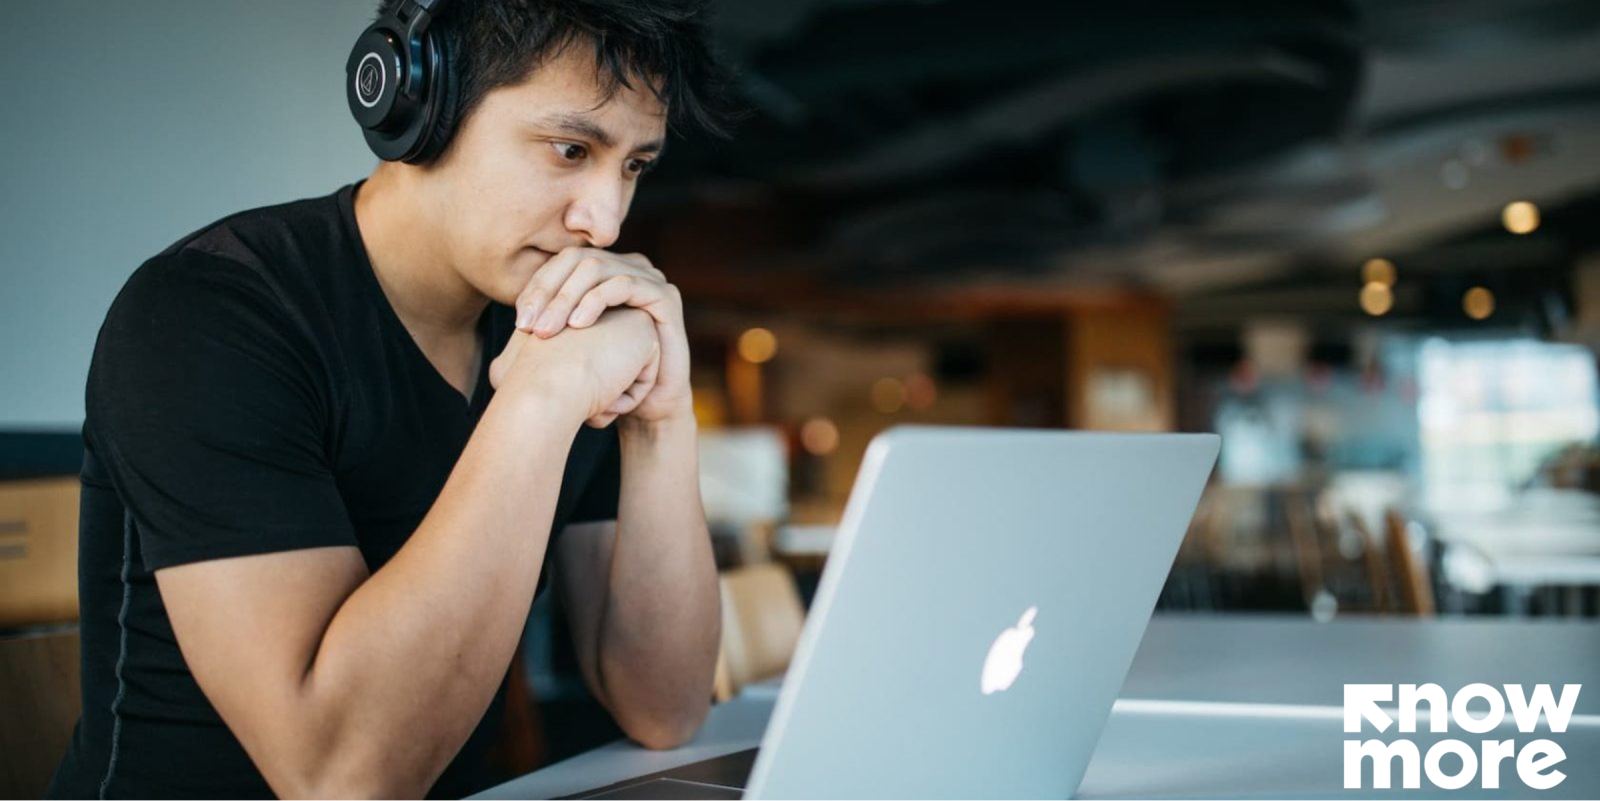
[598,409,721,749]
[293,386,583,796]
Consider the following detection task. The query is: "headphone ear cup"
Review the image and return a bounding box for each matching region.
[405,29,457,164]
[347,26,406,133]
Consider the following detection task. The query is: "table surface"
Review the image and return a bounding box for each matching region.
[1118,615,1600,713]
[475,615,1600,799]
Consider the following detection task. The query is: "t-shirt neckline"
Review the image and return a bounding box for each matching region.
[337,180,493,414]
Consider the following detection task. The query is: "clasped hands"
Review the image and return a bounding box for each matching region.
[488,248,691,429]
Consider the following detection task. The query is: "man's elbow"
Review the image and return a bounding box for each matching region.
[622,700,711,751]
[266,748,426,800]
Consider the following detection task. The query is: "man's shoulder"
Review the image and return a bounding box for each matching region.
[160,184,355,275]
[112,185,360,325]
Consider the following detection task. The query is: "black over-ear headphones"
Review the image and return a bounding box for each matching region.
[346,0,454,163]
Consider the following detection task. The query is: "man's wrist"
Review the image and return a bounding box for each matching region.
[499,370,592,429]
[617,403,698,450]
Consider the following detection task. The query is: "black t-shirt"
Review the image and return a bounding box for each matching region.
[48,182,620,800]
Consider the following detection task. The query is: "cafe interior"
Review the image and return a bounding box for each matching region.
[4,0,1600,797]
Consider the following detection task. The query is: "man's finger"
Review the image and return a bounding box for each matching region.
[606,341,661,415]
[515,247,588,330]
[532,257,610,337]
[567,275,652,329]
[606,388,643,415]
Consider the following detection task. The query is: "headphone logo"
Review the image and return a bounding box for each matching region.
[355,52,385,108]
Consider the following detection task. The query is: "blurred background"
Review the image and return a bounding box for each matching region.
[633,0,1600,624]
[4,0,1600,791]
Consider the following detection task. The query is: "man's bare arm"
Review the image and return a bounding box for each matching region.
[556,408,720,750]
[156,311,659,798]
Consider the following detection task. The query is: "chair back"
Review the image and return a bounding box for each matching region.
[716,563,805,700]
[0,627,81,798]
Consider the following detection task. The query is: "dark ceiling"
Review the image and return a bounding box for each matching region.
[628,0,1600,331]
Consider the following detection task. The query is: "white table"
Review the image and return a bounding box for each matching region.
[1489,555,1600,587]
[1433,489,1600,572]
[475,616,1600,799]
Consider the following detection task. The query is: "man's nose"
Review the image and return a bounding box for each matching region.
[565,178,627,249]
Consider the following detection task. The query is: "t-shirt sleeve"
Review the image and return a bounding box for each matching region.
[86,251,356,572]
[567,423,621,524]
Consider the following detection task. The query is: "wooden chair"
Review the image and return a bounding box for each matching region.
[1383,508,1436,617]
[1284,488,1326,609]
[1344,509,1393,614]
[0,478,81,630]
[714,563,805,702]
[0,477,83,797]
[486,650,548,778]
[0,627,81,798]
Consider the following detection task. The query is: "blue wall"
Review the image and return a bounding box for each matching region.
[2,1,378,429]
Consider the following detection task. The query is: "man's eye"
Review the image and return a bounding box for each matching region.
[552,142,588,161]
[626,158,657,177]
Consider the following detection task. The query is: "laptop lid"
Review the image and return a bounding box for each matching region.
[745,426,1220,799]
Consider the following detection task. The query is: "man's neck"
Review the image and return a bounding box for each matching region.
[353,165,488,342]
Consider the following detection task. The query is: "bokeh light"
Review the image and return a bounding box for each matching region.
[1502,201,1540,235]
[1362,258,1396,287]
[1463,287,1495,320]
[799,417,840,455]
[1359,282,1393,317]
[870,377,906,413]
[737,327,778,363]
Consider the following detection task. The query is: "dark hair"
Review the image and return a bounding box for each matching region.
[378,0,739,161]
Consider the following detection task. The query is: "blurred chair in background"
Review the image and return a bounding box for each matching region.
[1,477,79,628]
[715,563,805,703]
[1337,507,1392,614]
[0,476,82,798]
[1285,487,1329,615]
[0,628,80,798]
[485,650,548,781]
[1160,485,1223,612]
[1384,508,1437,617]
[1161,479,1449,620]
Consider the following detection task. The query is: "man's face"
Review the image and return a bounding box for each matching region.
[420,42,668,306]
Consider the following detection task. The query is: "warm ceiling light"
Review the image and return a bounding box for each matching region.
[1502,201,1540,235]
[1360,282,1393,317]
[799,417,840,456]
[1463,287,1495,320]
[870,377,906,414]
[1362,258,1396,287]
[737,328,778,363]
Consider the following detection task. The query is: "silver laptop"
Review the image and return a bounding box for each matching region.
[571,425,1220,799]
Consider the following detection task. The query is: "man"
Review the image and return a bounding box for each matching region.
[49,1,736,797]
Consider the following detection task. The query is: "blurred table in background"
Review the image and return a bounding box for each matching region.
[1434,489,1600,558]
[1433,489,1600,614]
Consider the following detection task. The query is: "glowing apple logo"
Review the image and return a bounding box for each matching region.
[981,606,1037,695]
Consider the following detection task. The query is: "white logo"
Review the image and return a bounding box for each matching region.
[981,606,1037,695]
[356,52,385,108]
[1344,683,1581,790]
